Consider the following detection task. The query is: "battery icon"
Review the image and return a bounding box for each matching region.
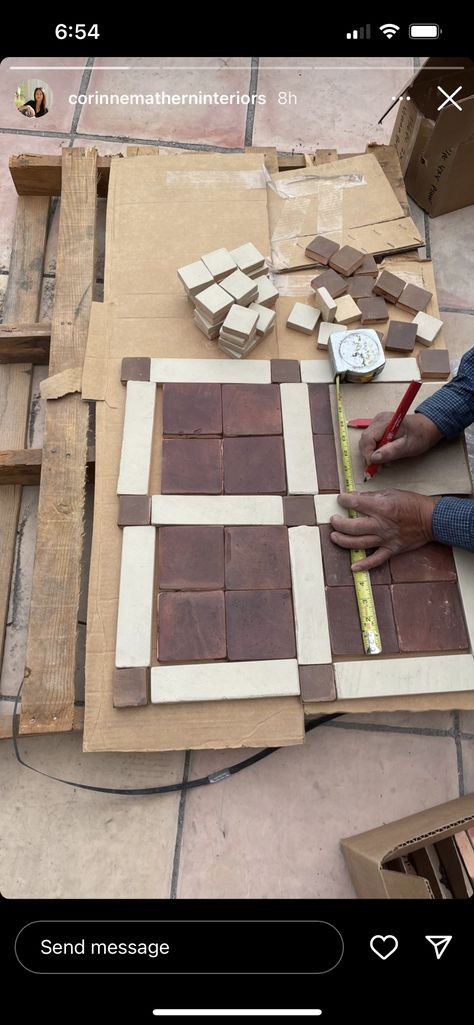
[409,23,440,38]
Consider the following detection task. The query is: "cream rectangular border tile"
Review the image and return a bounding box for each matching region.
[377,357,421,383]
[280,383,318,494]
[335,654,474,699]
[453,546,474,650]
[150,358,271,384]
[151,495,284,525]
[288,526,331,664]
[117,381,156,495]
[116,526,156,668]
[151,659,300,703]
[300,360,334,384]
[314,494,341,523]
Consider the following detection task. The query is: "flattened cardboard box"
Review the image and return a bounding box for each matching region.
[341,794,474,899]
[387,57,474,217]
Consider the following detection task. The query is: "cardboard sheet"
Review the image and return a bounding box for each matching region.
[267,154,424,271]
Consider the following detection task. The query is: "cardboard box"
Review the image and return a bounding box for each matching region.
[341,794,474,898]
[387,57,474,217]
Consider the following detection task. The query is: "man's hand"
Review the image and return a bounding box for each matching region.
[360,411,443,467]
[330,490,440,570]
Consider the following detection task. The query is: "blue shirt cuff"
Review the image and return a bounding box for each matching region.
[432,497,474,551]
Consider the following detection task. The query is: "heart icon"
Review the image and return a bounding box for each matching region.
[370,935,399,960]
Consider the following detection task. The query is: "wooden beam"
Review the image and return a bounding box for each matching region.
[0,446,95,485]
[20,148,97,735]
[0,323,50,364]
[277,154,307,171]
[0,197,49,668]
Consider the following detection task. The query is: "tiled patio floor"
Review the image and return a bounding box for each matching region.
[0,56,473,899]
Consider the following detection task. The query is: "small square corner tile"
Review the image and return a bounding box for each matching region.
[121,357,151,382]
[299,664,336,702]
[271,359,301,383]
[112,667,149,707]
[118,495,151,526]
[284,496,316,526]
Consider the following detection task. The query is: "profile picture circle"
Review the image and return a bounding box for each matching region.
[15,80,51,119]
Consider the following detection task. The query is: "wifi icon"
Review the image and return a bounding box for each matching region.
[380,23,400,38]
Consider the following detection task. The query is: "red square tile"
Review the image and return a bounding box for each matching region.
[391,582,469,653]
[326,585,399,656]
[320,525,391,585]
[284,496,316,526]
[222,384,282,436]
[162,383,222,435]
[226,589,296,661]
[224,526,291,589]
[390,543,457,583]
[299,665,336,702]
[159,526,224,590]
[161,439,222,494]
[223,437,286,494]
[308,384,334,435]
[313,435,339,492]
[118,495,151,527]
[271,359,301,384]
[112,668,149,707]
[158,591,226,662]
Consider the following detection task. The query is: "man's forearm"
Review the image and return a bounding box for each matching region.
[432,497,474,552]
[415,347,474,438]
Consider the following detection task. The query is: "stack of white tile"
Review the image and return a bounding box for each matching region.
[177,259,214,300]
[249,302,276,339]
[255,275,279,307]
[218,304,259,359]
[221,268,258,306]
[230,242,267,279]
[193,283,234,339]
[201,247,237,282]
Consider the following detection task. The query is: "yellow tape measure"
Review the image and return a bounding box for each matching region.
[335,375,382,656]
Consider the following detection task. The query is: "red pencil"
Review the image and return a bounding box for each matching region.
[364,380,422,479]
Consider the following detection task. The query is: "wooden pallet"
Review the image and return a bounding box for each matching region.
[0,143,413,740]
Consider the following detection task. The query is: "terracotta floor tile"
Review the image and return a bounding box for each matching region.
[222,384,282,436]
[118,495,151,527]
[225,589,296,661]
[299,664,336,702]
[441,313,474,366]
[308,384,334,435]
[0,58,86,133]
[320,523,353,586]
[313,435,339,492]
[177,730,458,898]
[223,436,286,494]
[460,711,474,736]
[392,581,469,653]
[430,207,474,310]
[158,526,224,590]
[158,591,226,662]
[162,383,222,436]
[271,359,301,383]
[326,584,399,656]
[161,438,222,494]
[390,543,457,583]
[224,526,291,589]
[283,495,316,526]
[462,739,474,790]
[78,58,251,145]
[112,667,148,708]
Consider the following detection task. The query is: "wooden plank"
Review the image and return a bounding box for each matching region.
[0,197,49,669]
[0,707,84,740]
[0,446,95,485]
[0,323,50,364]
[277,154,307,171]
[20,148,97,735]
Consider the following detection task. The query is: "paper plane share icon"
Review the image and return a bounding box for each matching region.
[425,936,452,960]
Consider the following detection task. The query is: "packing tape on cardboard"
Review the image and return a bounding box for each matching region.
[268,171,365,199]
[164,169,267,189]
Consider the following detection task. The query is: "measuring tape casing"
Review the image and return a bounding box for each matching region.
[328,329,385,383]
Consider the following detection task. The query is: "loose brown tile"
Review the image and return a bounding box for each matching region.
[225,589,296,661]
[223,437,286,494]
[397,282,433,314]
[373,269,406,303]
[313,435,339,492]
[117,495,151,527]
[308,384,334,435]
[390,543,457,583]
[357,254,378,277]
[311,269,347,299]
[113,667,149,708]
[299,664,336,702]
[284,496,317,526]
[158,591,226,662]
[391,581,469,653]
[162,383,222,436]
[326,584,399,656]
[384,321,418,353]
[224,526,291,589]
[271,359,301,383]
[357,297,389,324]
[121,357,151,382]
[222,384,282,436]
[304,235,339,264]
[158,526,224,590]
[346,276,376,299]
[161,439,222,495]
[418,348,451,380]
[329,245,364,277]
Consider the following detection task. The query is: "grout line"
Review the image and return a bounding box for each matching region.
[423,211,432,260]
[460,731,474,741]
[0,694,17,702]
[440,306,474,316]
[75,132,244,152]
[0,126,71,140]
[322,718,454,739]
[169,750,191,900]
[244,57,260,148]
[452,711,465,796]
[70,57,96,136]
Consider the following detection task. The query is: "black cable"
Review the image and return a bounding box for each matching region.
[11,681,342,796]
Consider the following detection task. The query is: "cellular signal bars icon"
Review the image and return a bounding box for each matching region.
[346,25,371,39]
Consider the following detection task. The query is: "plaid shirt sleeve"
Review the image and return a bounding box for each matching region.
[415,346,474,551]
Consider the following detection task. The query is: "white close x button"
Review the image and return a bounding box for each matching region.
[437,85,463,111]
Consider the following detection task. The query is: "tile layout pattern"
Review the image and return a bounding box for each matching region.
[115,357,474,710]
